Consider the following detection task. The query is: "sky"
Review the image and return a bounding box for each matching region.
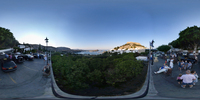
[1,0,200,50]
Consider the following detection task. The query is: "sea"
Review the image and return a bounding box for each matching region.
[75,50,108,55]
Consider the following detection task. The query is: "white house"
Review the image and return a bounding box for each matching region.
[18,45,25,49]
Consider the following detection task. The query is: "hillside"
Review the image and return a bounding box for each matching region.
[114,42,147,50]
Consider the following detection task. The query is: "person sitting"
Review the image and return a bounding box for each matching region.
[177,74,183,84]
[42,64,50,76]
[154,64,171,74]
[180,70,196,88]
[159,63,166,70]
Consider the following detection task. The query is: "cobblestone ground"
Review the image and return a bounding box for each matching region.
[152,57,200,99]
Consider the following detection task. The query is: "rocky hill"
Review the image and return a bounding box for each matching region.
[114,42,147,50]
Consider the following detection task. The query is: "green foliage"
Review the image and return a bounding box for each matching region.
[106,54,143,86]
[0,27,19,49]
[38,44,42,50]
[31,49,36,53]
[169,25,200,50]
[157,45,171,53]
[52,52,145,91]
[168,39,180,48]
[114,46,119,50]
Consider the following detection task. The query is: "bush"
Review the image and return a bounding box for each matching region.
[52,52,144,90]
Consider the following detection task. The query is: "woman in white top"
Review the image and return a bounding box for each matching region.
[170,58,174,68]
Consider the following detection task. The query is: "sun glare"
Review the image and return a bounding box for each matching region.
[19,33,46,45]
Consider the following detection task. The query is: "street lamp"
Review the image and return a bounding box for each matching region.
[45,37,49,65]
[150,40,154,65]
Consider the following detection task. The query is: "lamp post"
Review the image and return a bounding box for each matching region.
[45,37,49,65]
[150,40,154,65]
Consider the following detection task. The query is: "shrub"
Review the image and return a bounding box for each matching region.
[52,52,144,90]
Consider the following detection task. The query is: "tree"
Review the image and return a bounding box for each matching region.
[0,27,19,49]
[178,26,200,52]
[168,39,180,48]
[38,44,42,51]
[157,45,171,53]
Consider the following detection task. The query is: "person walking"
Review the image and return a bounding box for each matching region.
[180,70,196,88]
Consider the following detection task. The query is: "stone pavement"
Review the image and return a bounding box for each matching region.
[22,54,200,99]
[150,57,200,99]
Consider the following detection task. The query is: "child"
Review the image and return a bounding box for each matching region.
[191,70,198,85]
[177,74,183,84]
[165,60,167,64]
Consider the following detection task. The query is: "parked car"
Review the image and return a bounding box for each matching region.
[1,60,17,72]
[12,53,25,63]
[39,54,45,59]
[24,54,34,60]
[182,50,188,56]
[33,53,38,58]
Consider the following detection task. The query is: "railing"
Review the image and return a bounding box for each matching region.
[0,48,13,53]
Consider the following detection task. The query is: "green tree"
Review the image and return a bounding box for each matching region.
[169,26,200,51]
[0,27,19,49]
[157,45,171,53]
[178,26,200,52]
[168,39,180,48]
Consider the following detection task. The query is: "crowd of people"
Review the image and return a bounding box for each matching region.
[4,53,12,61]
[154,52,199,88]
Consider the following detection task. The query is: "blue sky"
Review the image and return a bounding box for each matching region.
[1,0,200,50]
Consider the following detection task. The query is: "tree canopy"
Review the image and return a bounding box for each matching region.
[157,45,171,53]
[0,27,19,49]
[169,25,200,51]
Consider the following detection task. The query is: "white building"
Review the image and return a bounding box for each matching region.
[18,45,25,49]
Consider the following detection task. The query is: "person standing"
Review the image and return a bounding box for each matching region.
[191,70,198,85]
[187,61,192,69]
[177,60,182,72]
[37,53,40,59]
[170,58,174,68]
[180,70,196,88]
[184,61,188,70]
[44,55,47,64]
[194,55,198,65]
